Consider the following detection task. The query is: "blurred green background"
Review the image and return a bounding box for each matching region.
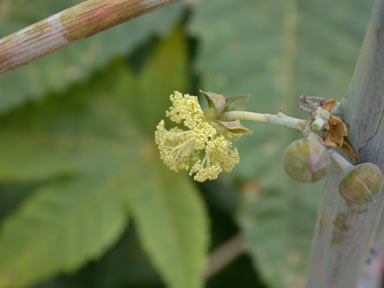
[0,0,373,287]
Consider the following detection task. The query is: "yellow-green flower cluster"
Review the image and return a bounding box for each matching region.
[155,91,240,182]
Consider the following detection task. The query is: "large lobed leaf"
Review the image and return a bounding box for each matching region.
[190,0,372,286]
[129,162,208,288]
[0,28,208,288]
[0,0,184,111]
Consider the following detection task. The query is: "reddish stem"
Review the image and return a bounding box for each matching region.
[0,0,181,76]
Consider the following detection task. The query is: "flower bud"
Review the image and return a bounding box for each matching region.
[283,138,331,182]
[339,163,383,204]
[311,118,327,131]
[311,107,331,131]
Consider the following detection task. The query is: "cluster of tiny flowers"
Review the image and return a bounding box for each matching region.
[155,91,240,182]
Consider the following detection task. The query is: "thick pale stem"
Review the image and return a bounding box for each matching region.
[0,0,181,76]
[219,111,305,131]
[306,0,384,287]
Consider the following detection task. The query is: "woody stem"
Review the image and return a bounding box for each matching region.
[0,0,181,76]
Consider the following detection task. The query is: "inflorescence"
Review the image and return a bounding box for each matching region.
[155,92,241,182]
[155,90,367,190]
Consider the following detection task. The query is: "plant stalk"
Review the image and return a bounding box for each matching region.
[219,111,305,131]
[0,0,181,76]
[306,0,384,287]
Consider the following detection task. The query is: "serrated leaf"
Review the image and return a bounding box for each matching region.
[190,0,372,286]
[129,162,208,288]
[189,0,371,178]
[0,28,208,288]
[224,95,250,112]
[0,177,130,286]
[0,0,184,111]
[238,180,323,287]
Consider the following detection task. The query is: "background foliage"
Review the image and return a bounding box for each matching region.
[0,0,373,287]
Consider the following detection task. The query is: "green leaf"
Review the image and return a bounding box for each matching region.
[238,180,323,287]
[0,178,130,287]
[189,0,372,286]
[224,95,250,112]
[0,0,184,112]
[129,162,208,288]
[133,26,190,133]
[0,28,208,288]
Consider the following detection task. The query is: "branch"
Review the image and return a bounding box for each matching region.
[204,234,246,280]
[306,0,384,287]
[0,0,181,76]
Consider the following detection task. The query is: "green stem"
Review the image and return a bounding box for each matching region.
[218,111,305,131]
